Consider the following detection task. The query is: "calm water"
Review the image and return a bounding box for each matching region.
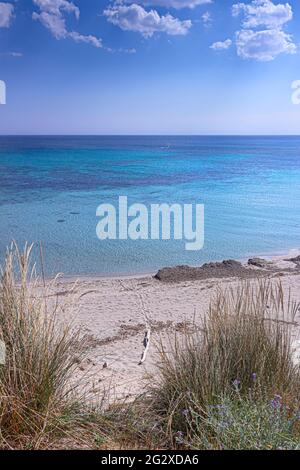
[0,136,300,276]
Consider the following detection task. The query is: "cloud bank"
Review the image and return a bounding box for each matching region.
[211,1,296,61]
[32,0,102,47]
[104,3,192,37]
[233,0,296,61]
[232,0,292,29]
[235,28,296,61]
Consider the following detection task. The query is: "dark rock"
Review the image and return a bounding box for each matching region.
[154,259,257,283]
[287,255,300,264]
[202,259,242,270]
[248,257,269,268]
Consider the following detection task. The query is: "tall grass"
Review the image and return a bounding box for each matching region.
[0,244,82,448]
[150,281,300,444]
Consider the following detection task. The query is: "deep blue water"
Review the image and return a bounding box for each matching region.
[0,136,299,276]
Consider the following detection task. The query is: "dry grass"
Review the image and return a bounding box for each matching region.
[0,243,167,450]
[149,280,300,442]
[0,243,84,449]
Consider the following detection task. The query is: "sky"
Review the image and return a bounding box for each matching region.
[1,0,300,135]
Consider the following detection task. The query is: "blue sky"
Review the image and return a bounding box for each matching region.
[1,0,300,134]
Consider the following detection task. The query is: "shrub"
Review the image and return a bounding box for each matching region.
[150,280,300,444]
[187,388,300,450]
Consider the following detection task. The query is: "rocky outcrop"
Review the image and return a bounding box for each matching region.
[154,259,259,283]
[248,258,270,268]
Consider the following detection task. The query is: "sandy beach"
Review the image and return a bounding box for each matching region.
[46,252,300,402]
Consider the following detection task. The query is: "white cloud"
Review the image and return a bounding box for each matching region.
[120,1,212,9]
[202,11,212,27]
[32,10,67,39]
[210,39,232,50]
[104,4,192,37]
[232,1,296,61]
[32,0,102,47]
[33,0,79,19]
[232,0,293,29]
[211,1,296,61]
[236,28,296,61]
[9,52,23,57]
[0,2,14,28]
[68,31,102,48]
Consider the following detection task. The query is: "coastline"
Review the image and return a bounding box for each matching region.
[54,247,300,284]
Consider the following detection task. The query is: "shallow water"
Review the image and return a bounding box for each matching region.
[0,135,299,276]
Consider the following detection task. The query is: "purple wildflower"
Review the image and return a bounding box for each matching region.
[270,395,282,410]
[252,373,257,382]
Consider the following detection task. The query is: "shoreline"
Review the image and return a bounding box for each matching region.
[55,247,300,284]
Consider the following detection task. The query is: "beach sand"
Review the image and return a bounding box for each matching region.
[47,253,300,403]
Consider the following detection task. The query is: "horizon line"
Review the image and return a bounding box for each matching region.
[1,134,300,138]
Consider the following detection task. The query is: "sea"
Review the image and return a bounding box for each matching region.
[0,135,299,276]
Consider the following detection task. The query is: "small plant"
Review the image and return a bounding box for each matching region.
[188,382,300,450]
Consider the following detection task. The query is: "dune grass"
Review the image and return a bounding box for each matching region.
[0,244,166,450]
[0,243,86,448]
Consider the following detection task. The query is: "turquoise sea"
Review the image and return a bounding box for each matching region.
[0,136,299,276]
